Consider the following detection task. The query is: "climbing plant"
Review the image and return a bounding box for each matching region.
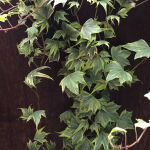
[0,0,150,149]
[20,106,56,150]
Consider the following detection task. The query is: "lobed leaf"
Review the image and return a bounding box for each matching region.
[60,71,86,95]
[24,66,53,88]
[81,18,101,40]
[123,39,150,59]
[105,61,132,85]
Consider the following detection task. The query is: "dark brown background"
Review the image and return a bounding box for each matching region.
[0,1,150,150]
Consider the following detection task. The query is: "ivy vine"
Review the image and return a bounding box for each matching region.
[0,0,150,149]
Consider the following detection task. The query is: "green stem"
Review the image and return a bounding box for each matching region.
[94,6,98,19]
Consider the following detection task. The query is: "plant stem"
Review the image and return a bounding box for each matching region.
[131,58,147,71]
[136,0,149,7]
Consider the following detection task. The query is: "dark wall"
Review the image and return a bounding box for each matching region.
[0,1,150,150]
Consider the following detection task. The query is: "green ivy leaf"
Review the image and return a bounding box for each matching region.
[90,123,100,136]
[95,102,120,127]
[62,22,79,41]
[91,55,104,75]
[92,80,107,94]
[24,66,53,88]
[34,127,49,144]
[52,30,65,39]
[123,39,150,59]
[74,119,89,133]
[94,40,109,47]
[72,130,84,144]
[60,111,75,125]
[105,61,132,85]
[27,140,41,150]
[60,71,86,95]
[54,10,69,24]
[76,138,93,150]
[43,141,56,150]
[81,18,101,40]
[32,2,53,32]
[117,7,132,18]
[45,39,65,60]
[111,46,131,67]
[93,131,109,150]
[117,110,133,129]
[103,22,115,39]
[79,91,101,113]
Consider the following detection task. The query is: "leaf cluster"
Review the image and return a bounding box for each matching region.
[20,106,56,150]
[1,0,150,150]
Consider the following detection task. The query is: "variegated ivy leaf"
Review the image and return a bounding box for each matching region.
[135,119,150,129]
[27,140,41,150]
[95,0,114,14]
[26,26,38,39]
[18,0,29,17]
[116,0,136,8]
[106,15,120,25]
[20,106,34,120]
[105,61,132,85]
[123,39,150,59]
[144,91,150,100]
[34,127,49,144]
[60,71,86,95]
[0,14,7,22]
[108,127,127,141]
[24,66,53,88]
[20,106,46,129]
[0,0,10,3]
[68,1,80,9]
[53,0,68,7]
[81,18,101,40]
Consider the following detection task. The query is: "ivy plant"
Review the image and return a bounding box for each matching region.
[0,0,150,149]
[20,106,56,150]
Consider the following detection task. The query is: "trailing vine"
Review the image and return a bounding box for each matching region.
[0,0,150,149]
